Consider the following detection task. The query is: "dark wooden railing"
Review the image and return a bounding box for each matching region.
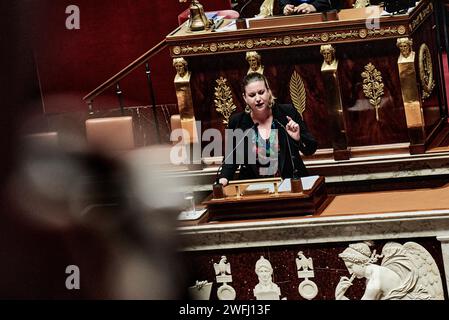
[83,39,167,143]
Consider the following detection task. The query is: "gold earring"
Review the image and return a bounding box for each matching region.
[245,105,251,114]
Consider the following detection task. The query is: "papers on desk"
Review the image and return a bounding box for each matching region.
[178,208,207,221]
[215,19,237,32]
[244,175,320,194]
[278,176,319,192]
[245,182,275,194]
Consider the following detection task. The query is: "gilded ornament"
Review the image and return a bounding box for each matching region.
[283,36,291,45]
[398,25,406,35]
[289,71,307,117]
[419,43,435,100]
[361,63,384,121]
[173,46,181,55]
[245,39,254,49]
[210,43,218,52]
[358,29,368,38]
[320,33,329,42]
[214,77,237,125]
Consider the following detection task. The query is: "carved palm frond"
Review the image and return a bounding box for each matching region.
[289,70,306,118]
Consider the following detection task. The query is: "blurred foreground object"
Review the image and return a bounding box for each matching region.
[1,135,188,299]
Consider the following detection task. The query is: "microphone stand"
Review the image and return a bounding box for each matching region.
[213,123,259,199]
[273,119,303,193]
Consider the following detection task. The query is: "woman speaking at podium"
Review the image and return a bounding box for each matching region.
[217,73,317,187]
[280,0,332,15]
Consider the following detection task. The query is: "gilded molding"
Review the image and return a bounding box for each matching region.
[289,71,306,117]
[170,26,407,56]
[419,43,435,101]
[409,2,433,33]
[361,63,384,122]
[214,77,236,125]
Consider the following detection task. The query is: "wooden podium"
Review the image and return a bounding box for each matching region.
[203,176,328,221]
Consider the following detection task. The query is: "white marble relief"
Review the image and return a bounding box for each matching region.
[213,255,236,300]
[188,280,212,300]
[335,241,444,300]
[296,251,318,300]
[436,235,449,293]
[253,256,282,300]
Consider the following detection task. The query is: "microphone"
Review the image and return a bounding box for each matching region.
[239,0,256,16]
[214,122,259,185]
[273,119,299,179]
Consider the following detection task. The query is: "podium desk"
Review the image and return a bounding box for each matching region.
[166,0,447,161]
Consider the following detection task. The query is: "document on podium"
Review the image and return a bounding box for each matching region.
[244,182,275,194]
[243,176,320,194]
[278,176,320,192]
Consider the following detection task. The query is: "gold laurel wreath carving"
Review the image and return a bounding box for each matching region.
[361,63,384,121]
[289,70,307,118]
[214,77,236,125]
[419,43,435,101]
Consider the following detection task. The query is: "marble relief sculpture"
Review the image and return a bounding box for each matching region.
[253,256,281,300]
[296,251,318,300]
[213,255,236,300]
[335,241,444,300]
[188,280,212,300]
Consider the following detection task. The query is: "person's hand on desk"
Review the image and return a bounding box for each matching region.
[219,177,229,187]
[294,3,317,14]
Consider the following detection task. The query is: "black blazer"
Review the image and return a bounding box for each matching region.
[219,104,317,181]
[279,0,332,12]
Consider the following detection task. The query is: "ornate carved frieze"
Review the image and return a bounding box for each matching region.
[213,255,236,300]
[409,2,433,34]
[296,251,318,300]
[361,63,385,122]
[170,25,408,57]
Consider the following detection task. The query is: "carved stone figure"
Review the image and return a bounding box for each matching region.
[397,37,414,61]
[354,0,370,8]
[320,44,337,69]
[253,256,281,300]
[296,251,318,300]
[213,255,235,300]
[296,251,313,272]
[335,241,444,300]
[173,57,190,81]
[214,255,231,276]
[246,51,264,74]
[258,0,274,17]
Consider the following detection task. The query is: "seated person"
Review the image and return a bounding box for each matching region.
[280,0,332,15]
[218,72,317,186]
